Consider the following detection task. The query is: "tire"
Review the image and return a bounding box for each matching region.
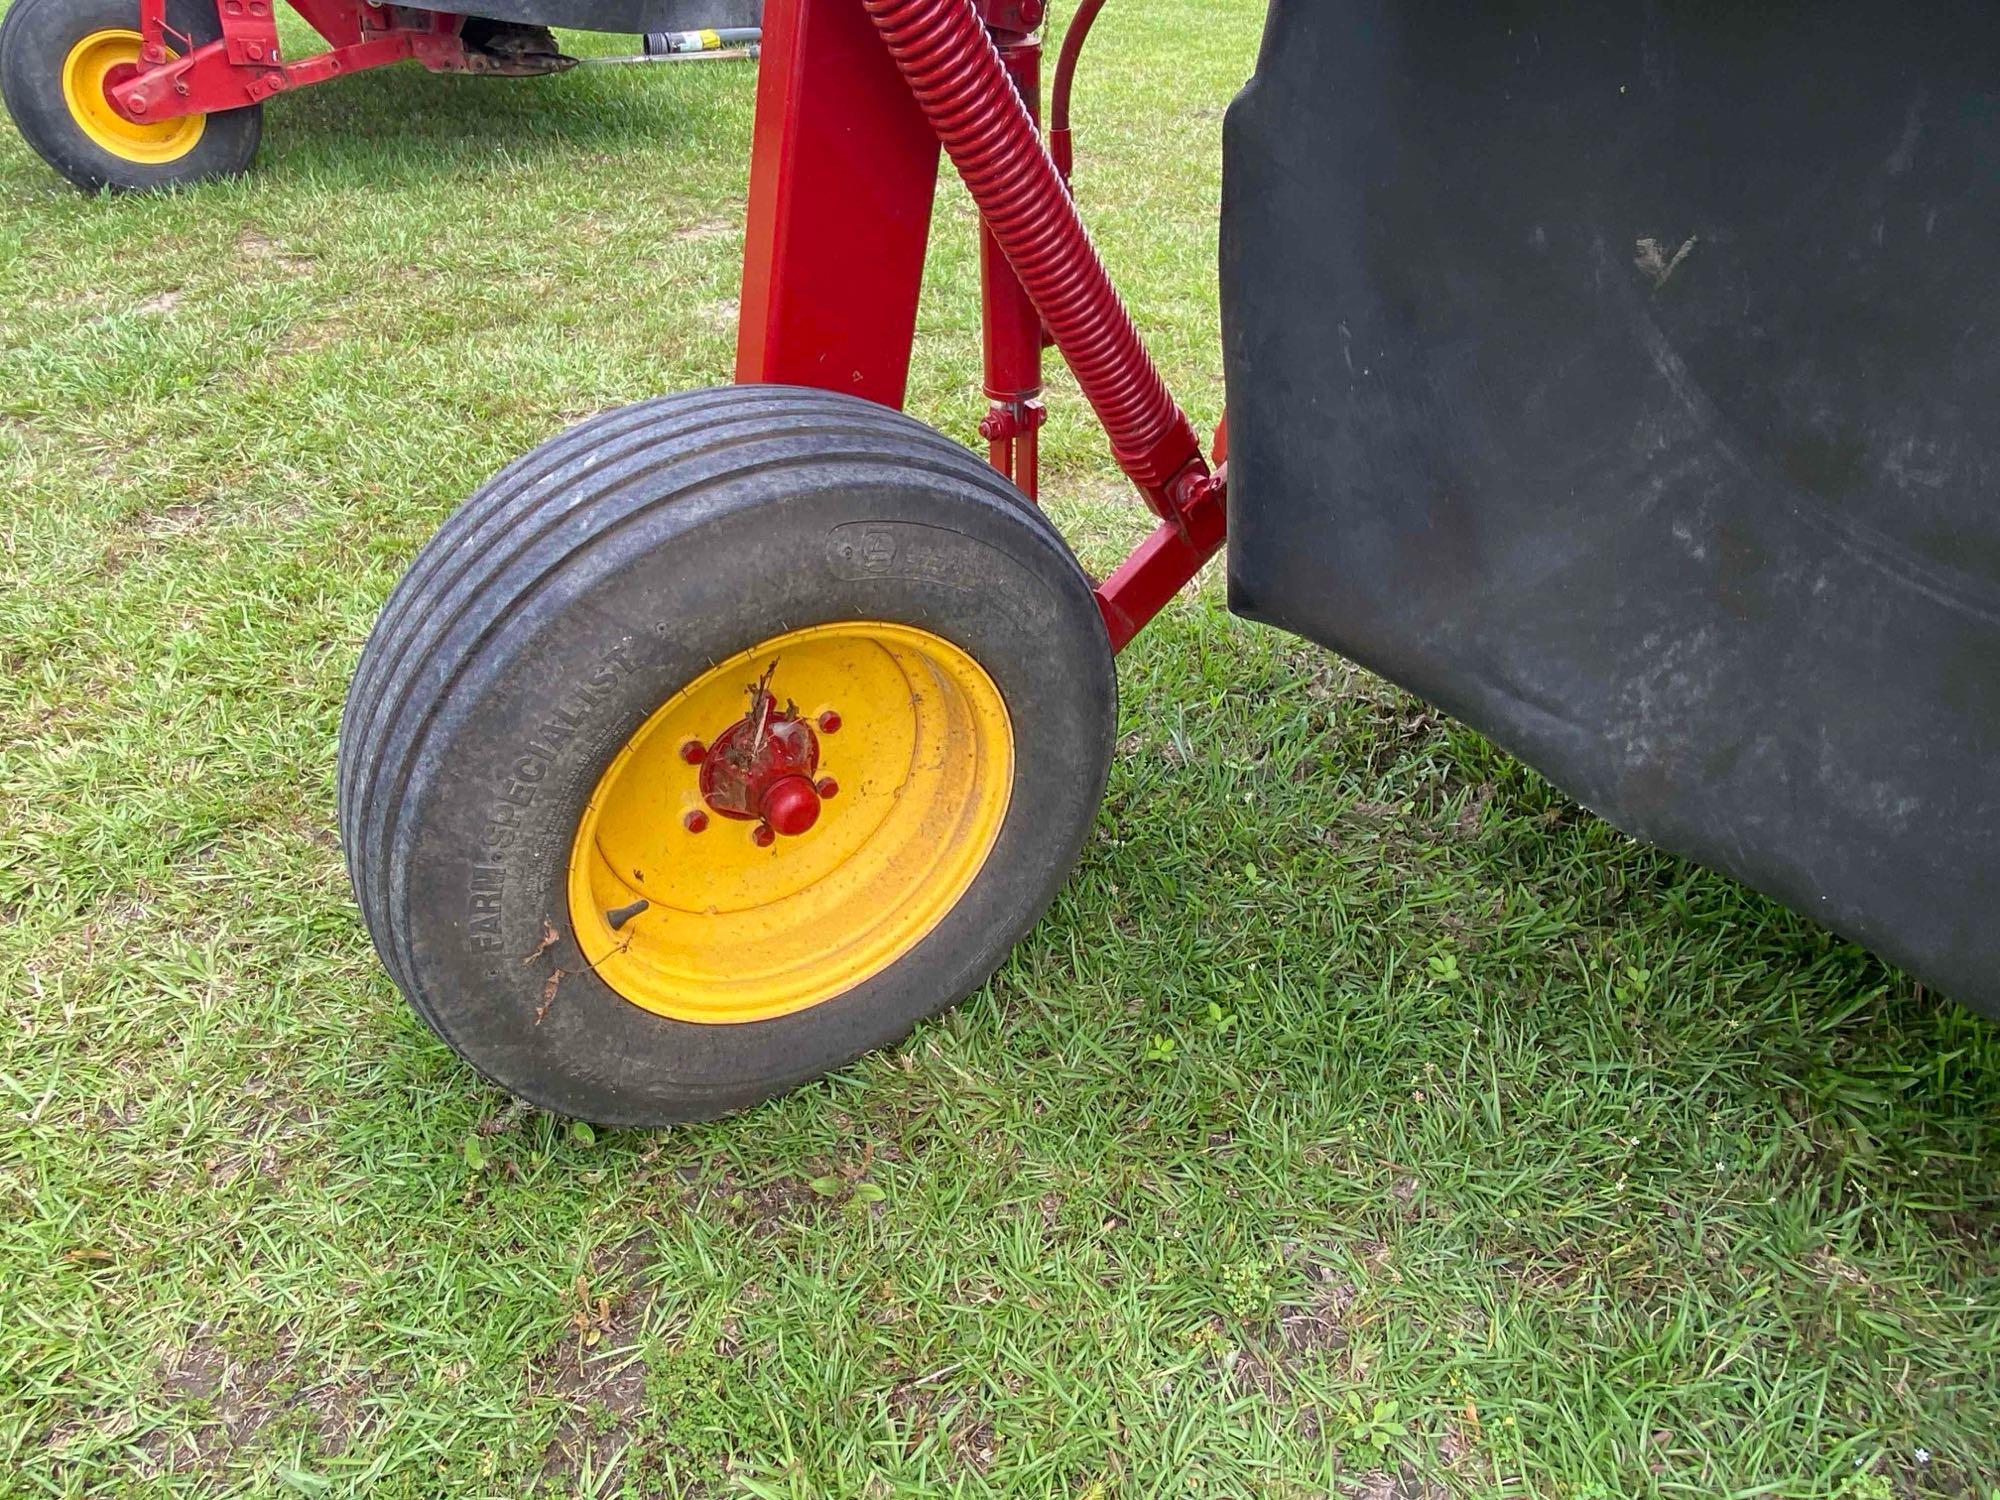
[0,0,261,193]
[339,386,1117,1127]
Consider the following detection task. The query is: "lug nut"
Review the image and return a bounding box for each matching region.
[752,824,776,848]
[679,739,706,765]
[816,777,839,799]
[682,809,708,834]
[817,711,841,734]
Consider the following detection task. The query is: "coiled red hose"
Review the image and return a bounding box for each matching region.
[861,0,1201,499]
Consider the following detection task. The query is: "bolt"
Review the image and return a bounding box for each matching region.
[127,95,148,112]
[752,824,776,848]
[679,739,706,765]
[682,810,708,834]
[816,777,839,800]
[817,711,841,734]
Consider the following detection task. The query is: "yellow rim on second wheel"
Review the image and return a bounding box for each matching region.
[568,622,1015,1025]
[60,29,204,164]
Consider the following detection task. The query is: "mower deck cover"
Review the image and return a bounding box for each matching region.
[1221,1,2000,1013]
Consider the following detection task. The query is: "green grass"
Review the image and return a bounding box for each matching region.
[2,3,1998,1495]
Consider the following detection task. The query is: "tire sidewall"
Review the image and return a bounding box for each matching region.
[1,0,260,192]
[389,458,1114,1124]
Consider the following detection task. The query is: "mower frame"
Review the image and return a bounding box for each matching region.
[734,0,1227,654]
[109,0,507,124]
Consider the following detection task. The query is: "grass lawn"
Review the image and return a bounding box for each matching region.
[3,2,1998,1495]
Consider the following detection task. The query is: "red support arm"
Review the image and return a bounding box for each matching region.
[734,0,942,408]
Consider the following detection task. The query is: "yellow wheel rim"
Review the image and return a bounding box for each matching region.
[60,29,204,164]
[568,622,1015,1024]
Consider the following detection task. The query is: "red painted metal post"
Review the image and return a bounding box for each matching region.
[735,0,943,409]
[976,28,1046,500]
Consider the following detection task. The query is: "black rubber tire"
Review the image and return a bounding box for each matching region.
[339,386,1117,1127]
[0,0,261,193]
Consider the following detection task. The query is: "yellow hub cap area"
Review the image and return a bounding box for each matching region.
[60,29,204,163]
[568,622,1015,1024]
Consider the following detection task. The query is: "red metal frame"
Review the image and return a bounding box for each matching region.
[736,0,1225,653]
[734,0,939,408]
[109,0,486,124]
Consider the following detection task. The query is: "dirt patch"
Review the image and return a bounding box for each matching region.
[886,1367,998,1474]
[536,1345,649,1484]
[235,228,319,272]
[1204,1253,1360,1428]
[1347,1468,1452,1500]
[99,512,197,575]
[1272,1273,1357,1362]
[120,1328,346,1478]
[157,1340,226,1401]
[301,1378,370,1456]
[701,1169,831,1235]
[531,1238,657,1486]
[949,1416,1000,1473]
[1454,783,1495,839]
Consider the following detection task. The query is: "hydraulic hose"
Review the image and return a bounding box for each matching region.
[860,0,1202,501]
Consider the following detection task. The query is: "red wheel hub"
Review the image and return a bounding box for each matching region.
[696,665,826,839]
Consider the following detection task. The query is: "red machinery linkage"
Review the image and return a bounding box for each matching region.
[107,0,517,125]
[736,0,1226,654]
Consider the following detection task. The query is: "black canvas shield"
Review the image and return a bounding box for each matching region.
[1220,1,2000,1013]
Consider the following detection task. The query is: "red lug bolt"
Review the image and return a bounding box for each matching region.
[682,809,708,834]
[679,739,706,765]
[752,823,776,848]
[817,711,841,734]
[816,777,839,800]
